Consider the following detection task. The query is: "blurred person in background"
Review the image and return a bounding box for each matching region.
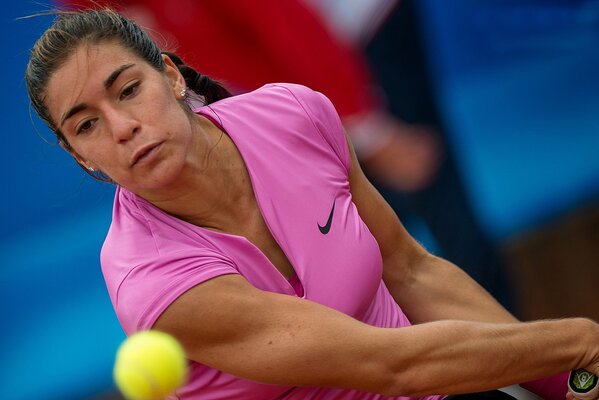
[58,0,515,310]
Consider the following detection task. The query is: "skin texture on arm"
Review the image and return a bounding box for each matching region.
[345,131,593,399]
[344,132,517,325]
[153,274,598,396]
[152,132,599,396]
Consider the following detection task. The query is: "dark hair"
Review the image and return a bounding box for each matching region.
[25,8,231,182]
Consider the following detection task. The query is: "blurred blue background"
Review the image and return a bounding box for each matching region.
[420,0,599,236]
[1,1,598,399]
[1,4,123,399]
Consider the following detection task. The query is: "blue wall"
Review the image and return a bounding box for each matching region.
[2,1,599,399]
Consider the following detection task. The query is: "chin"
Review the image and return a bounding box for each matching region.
[137,158,187,192]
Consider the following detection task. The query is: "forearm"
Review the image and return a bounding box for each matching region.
[382,255,589,397]
[384,252,517,324]
[159,276,598,396]
[345,130,597,396]
[377,318,596,396]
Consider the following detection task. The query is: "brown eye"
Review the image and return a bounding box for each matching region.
[120,81,140,100]
[76,119,96,135]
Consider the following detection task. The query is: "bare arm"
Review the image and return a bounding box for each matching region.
[153,274,598,396]
[345,132,517,325]
[151,132,598,396]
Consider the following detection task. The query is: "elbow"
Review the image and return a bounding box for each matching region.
[377,367,436,397]
[377,370,430,397]
[360,339,436,397]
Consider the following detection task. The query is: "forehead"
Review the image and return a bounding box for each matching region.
[50,41,141,91]
[45,41,145,121]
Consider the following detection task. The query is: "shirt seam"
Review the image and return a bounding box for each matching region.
[135,265,239,331]
[273,84,350,175]
[129,193,162,256]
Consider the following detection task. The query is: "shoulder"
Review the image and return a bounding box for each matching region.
[214,83,338,117]
[256,83,350,170]
[101,186,232,276]
[257,83,337,112]
[101,187,155,263]
[198,82,350,170]
[100,187,161,307]
[100,187,239,334]
[265,83,349,170]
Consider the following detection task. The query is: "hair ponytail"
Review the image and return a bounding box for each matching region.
[162,51,231,105]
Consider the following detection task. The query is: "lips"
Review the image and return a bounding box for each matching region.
[130,142,163,166]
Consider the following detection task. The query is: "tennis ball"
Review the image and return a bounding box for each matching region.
[113,330,188,400]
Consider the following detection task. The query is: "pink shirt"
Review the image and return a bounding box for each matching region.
[101,83,443,400]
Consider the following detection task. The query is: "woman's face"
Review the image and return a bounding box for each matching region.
[45,41,193,192]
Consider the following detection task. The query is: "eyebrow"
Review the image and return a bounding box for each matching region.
[104,63,135,90]
[59,63,136,127]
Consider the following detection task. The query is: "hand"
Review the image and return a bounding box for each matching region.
[567,323,599,400]
[567,369,599,400]
[567,387,598,400]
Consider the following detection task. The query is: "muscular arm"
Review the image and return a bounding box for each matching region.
[152,132,598,396]
[345,133,517,325]
[153,274,597,396]
[345,133,585,398]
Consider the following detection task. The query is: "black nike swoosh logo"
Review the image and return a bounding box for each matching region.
[317,199,336,234]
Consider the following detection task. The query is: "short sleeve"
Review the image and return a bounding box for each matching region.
[115,249,238,334]
[274,83,351,174]
[101,188,239,335]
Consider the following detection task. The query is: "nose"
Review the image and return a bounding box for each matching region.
[106,108,140,143]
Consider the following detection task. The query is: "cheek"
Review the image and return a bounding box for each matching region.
[73,139,123,176]
[162,103,195,141]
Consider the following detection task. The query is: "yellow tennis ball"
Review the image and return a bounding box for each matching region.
[113,330,188,400]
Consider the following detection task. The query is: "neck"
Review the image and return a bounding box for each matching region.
[137,115,252,231]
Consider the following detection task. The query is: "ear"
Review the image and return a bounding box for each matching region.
[162,53,187,100]
[59,140,97,171]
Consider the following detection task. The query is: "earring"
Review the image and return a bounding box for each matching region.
[180,87,187,98]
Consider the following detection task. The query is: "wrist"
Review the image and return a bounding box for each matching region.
[576,318,599,369]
